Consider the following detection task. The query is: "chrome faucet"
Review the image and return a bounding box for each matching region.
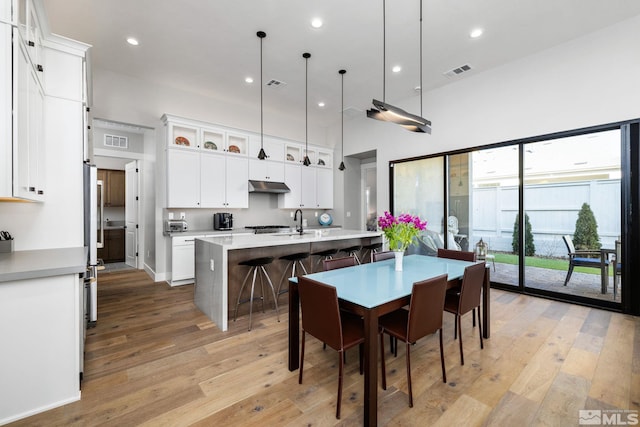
[294,209,303,235]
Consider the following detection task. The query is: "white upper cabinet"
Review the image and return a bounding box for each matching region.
[163,115,249,208]
[248,135,284,162]
[315,167,333,209]
[0,23,12,197]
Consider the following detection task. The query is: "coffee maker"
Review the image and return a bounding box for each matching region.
[214,213,233,230]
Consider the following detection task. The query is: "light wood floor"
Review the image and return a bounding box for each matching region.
[10,270,639,426]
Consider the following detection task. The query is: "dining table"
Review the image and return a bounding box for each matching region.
[288,254,491,426]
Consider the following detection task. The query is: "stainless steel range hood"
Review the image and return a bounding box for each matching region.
[248,180,291,194]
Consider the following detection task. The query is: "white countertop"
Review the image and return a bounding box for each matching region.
[0,247,87,283]
[197,228,382,250]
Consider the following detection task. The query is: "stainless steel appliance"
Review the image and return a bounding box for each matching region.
[214,213,233,230]
[83,162,101,326]
[165,219,188,232]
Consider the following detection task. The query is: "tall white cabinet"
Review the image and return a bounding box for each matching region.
[163,114,249,209]
[279,142,334,209]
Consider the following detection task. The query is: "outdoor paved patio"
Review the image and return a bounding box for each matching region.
[489,262,621,303]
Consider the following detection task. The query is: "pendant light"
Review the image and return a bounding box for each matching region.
[366,0,431,134]
[257,31,268,160]
[338,69,346,171]
[302,52,311,166]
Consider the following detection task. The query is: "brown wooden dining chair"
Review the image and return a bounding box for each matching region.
[297,277,364,419]
[379,274,448,407]
[443,262,486,365]
[372,250,395,262]
[323,256,356,271]
[437,248,476,262]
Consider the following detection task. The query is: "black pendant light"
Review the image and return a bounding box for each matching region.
[257,31,268,160]
[302,52,311,166]
[338,69,346,171]
[366,0,431,134]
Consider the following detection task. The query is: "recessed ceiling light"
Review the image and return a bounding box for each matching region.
[470,28,483,38]
[392,65,402,73]
[126,37,139,46]
[245,77,254,84]
[311,18,323,28]
[318,102,325,108]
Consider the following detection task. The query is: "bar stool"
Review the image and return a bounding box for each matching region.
[361,242,382,263]
[277,252,310,303]
[234,256,279,331]
[341,245,362,265]
[310,248,339,272]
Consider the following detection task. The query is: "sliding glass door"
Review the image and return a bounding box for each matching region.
[390,122,633,311]
[522,129,621,303]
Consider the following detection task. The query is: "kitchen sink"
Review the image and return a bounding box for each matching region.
[104,220,125,229]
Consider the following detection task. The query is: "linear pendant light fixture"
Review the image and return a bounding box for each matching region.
[257,31,268,160]
[302,52,311,166]
[366,0,432,134]
[338,69,346,171]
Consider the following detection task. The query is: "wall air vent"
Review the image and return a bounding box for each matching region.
[104,134,128,149]
[444,64,473,78]
[266,79,286,88]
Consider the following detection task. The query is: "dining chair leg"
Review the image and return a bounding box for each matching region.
[359,343,364,375]
[454,314,458,339]
[337,350,344,419]
[298,332,306,384]
[439,328,447,383]
[478,305,484,350]
[458,314,464,365]
[406,342,413,408]
[380,331,387,390]
[472,308,476,327]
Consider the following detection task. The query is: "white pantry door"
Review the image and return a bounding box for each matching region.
[125,161,139,268]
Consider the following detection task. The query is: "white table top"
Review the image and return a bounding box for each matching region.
[298,254,474,308]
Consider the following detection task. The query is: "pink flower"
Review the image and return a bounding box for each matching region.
[377,211,427,251]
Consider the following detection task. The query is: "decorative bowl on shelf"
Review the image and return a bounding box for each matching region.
[204,141,217,150]
[175,136,190,146]
[286,153,295,161]
[317,159,325,166]
[228,145,241,153]
[318,212,333,226]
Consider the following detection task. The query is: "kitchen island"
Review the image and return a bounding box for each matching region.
[194,229,382,331]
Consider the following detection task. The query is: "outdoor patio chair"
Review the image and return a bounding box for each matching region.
[613,239,621,299]
[562,235,608,286]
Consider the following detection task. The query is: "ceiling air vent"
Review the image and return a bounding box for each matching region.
[266,79,286,88]
[104,134,128,149]
[444,64,473,78]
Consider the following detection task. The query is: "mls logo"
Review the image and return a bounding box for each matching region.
[579,410,601,425]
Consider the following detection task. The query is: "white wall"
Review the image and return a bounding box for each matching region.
[342,15,640,219]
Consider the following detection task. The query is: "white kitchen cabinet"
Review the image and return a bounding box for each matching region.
[200,152,248,208]
[224,155,249,208]
[171,235,203,285]
[249,135,284,162]
[249,158,285,182]
[0,23,10,196]
[12,34,45,201]
[279,161,333,209]
[316,167,334,209]
[279,163,302,208]
[168,148,248,209]
[164,115,249,209]
[200,152,225,207]
[166,148,200,208]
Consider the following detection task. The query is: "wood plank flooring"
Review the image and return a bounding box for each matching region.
[9,270,639,426]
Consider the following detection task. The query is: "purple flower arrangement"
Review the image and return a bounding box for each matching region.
[377,211,427,252]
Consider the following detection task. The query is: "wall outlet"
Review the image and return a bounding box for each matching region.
[290,211,294,218]
[180,212,186,219]
[346,211,351,217]
[314,211,318,217]
[168,212,174,220]
[210,259,215,271]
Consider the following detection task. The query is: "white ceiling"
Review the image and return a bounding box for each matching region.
[43,0,640,129]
